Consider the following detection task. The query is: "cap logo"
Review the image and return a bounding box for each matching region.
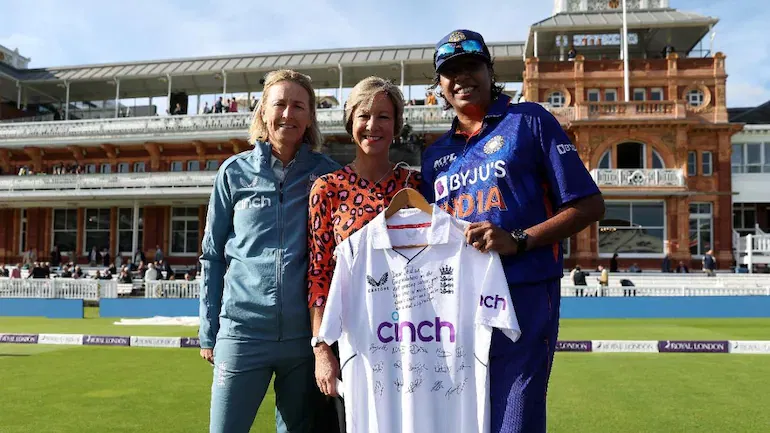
[447,31,466,43]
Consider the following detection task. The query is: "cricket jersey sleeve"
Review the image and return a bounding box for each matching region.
[318,240,353,344]
[531,104,600,209]
[199,167,234,349]
[307,176,336,308]
[475,252,521,343]
[419,149,437,203]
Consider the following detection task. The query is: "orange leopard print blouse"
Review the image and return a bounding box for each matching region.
[307,165,421,308]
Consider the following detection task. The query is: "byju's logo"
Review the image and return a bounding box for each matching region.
[234,195,272,211]
[434,160,507,202]
[434,177,449,200]
[377,311,456,343]
[479,295,507,310]
[556,143,577,155]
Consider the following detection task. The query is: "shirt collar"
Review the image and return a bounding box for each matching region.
[450,94,512,136]
[370,205,452,249]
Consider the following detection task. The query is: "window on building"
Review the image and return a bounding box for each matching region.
[598,150,611,169]
[604,89,617,102]
[118,208,144,255]
[170,161,182,172]
[687,151,697,176]
[702,151,713,176]
[547,91,566,108]
[687,89,705,107]
[599,202,665,255]
[134,162,146,173]
[85,164,96,174]
[733,204,757,236]
[100,163,112,174]
[171,207,199,255]
[205,160,220,171]
[632,88,646,101]
[19,209,27,255]
[187,160,200,171]
[732,144,744,173]
[746,143,765,173]
[53,209,78,253]
[689,203,713,256]
[650,88,664,101]
[84,208,111,253]
[652,149,665,169]
[587,89,600,102]
[117,163,129,173]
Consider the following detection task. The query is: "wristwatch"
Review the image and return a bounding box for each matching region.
[510,229,529,255]
[311,336,326,348]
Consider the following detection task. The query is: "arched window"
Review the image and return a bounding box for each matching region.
[652,149,665,169]
[598,150,611,169]
[547,91,566,108]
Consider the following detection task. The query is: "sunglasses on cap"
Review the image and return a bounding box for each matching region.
[435,40,486,61]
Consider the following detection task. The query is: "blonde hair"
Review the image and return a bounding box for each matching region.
[248,69,322,149]
[344,76,405,137]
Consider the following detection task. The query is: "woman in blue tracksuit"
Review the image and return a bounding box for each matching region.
[199,69,340,433]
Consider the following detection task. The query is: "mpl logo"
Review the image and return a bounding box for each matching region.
[234,195,272,211]
[556,143,577,155]
[433,153,456,170]
[434,160,507,200]
[479,294,507,310]
[376,311,456,343]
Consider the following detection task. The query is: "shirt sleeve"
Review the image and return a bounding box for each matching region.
[198,168,233,349]
[419,150,436,203]
[475,252,520,343]
[307,177,336,308]
[317,240,352,344]
[532,104,600,209]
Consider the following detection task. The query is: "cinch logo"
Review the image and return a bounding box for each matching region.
[234,195,272,211]
[479,295,507,310]
[556,143,577,155]
[377,311,456,343]
[434,153,457,170]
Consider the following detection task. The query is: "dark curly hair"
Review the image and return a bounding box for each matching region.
[427,58,505,110]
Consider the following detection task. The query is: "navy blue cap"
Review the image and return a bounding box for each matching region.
[434,29,492,72]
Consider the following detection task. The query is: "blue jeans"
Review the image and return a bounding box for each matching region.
[209,337,316,433]
[489,279,561,433]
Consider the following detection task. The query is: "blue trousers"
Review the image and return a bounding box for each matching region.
[489,279,561,433]
[209,337,316,433]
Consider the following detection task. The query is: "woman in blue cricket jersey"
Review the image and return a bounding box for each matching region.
[420,30,606,433]
[199,69,340,433]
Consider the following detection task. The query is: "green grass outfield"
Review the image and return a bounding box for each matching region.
[1,314,769,432]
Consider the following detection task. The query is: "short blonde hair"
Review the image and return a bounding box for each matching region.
[344,76,405,137]
[248,69,322,149]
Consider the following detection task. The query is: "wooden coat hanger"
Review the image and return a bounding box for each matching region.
[384,187,433,249]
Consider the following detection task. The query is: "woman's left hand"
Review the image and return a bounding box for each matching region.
[464,222,517,255]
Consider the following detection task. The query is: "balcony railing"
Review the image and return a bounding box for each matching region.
[0,172,216,192]
[580,101,684,120]
[0,106,453,144]
[590,169,685,187]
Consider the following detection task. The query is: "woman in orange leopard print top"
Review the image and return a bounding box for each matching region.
[308,76,420,398]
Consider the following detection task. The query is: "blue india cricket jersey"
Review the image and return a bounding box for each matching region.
[420,95,600,285]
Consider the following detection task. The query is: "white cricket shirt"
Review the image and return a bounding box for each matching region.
[318,205,520,433]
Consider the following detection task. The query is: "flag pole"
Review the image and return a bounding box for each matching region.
[622,0,630,102]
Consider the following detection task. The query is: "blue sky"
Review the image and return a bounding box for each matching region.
[1,0,768,109]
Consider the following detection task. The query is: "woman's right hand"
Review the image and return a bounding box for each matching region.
[200,348,214,364]
[314,344,340,397]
